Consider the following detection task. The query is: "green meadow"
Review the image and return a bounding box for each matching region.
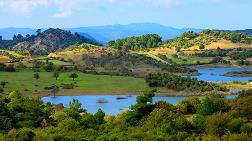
[0,69,148,95]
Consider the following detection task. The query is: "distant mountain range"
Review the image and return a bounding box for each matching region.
[66,23,202,44]
[0,23,202,44]
[234,29,252,35]
[0,23,251,44]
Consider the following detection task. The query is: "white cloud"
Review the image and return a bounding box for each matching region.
[53,10,72,18]
[107,0,182,7]
[0,0,48,14]
[0,0,182,17]
[52,0,89,18]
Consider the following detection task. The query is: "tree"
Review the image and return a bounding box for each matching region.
[36,29,42,35]
[51,85,59,97]
[34,73,40,80]
[232,96,252,122]
[94,109,105,125]
[205,112,231,139]
[16,34,24,40]
[25,34,30,38]
[0,63,6,71]
[15,128,36,141]
[69,73,78,81]
[196,95,229,116]
[5,64,16,72]
[0,36,2,41]
[126,89,156,125]
[43,62,54,72]
[53,71,60,80]
[0,86,3,93]
[13,34,17,40]
[0,81,8,88]
[199,44,205,50]
[64,99,85,120]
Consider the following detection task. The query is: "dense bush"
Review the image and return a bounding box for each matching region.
[230,50,252,60]
[0,89,252,140]
[108,34,162,51]
[0,63,16,72]
[145,72,227,92]
[169,30,252,49]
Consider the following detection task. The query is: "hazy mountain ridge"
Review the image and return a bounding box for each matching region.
[67,23,202,43]
[0,23,202,44]
[1,23,252,45]
[235,29,252,35]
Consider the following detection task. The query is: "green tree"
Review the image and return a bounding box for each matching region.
[0,81,8,88]
[53,71,60,80]
[51,85,59,97]
[241,124,252,137]
[58,118,80,132]
[64,99,85,120]
[15,128,35,141]
[94,109,105,125]
[126,89,156,125]
[232,96,252,122]
[199,44,205,50]
[228,118,244,133]
[0,86,4,93]
[33,73,40,80]
[197,95,229,116]
[69,73,78,81]
[36,29,42,35]
[43,62,54,72]
[205,112,231,139]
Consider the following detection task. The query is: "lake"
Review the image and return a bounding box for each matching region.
[194,68,252,82]
[42,94,237,115]
[42,67,247,115]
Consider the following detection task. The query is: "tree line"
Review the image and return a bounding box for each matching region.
[108,34,162,51]
[0,89,251,140]
[145,72,227,92]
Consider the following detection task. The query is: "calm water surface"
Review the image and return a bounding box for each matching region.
[42,94,237,115]
[194,68,252,82]
[42,67,249,115]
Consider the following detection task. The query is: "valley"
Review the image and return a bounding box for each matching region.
[0,27,252,141]
[0,29,252,98]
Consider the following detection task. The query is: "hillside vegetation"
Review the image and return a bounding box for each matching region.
[0,89,252,140]
[168,30,252,49]
[129,30,252,66]
[48,43,197,77]
[108,34,162,51]
[0,28,100,55]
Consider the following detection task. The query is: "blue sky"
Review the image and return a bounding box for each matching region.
[0,0,251,29]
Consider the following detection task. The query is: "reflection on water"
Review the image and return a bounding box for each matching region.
[194,68,252,82]
[42,94,237,115]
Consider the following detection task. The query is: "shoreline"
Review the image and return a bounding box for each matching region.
[23,89,238,98]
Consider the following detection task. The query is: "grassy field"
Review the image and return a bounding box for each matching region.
[40,59,74,66]
[166,55,197,65]
[0,50,23,58]
[0,69,148,96]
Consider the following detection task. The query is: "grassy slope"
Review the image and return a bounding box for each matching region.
[48,44,116,65]
[0,50,23,63]
[40,59,73,66]
[135,39,252,65]
[183,39,252,51]
[0,49,23,57]
[0,70,148,95]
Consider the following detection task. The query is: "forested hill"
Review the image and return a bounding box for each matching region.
[108,34,163,51]
[167,30,252,49]
[235,29,252,35]
[0,28,101,55]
